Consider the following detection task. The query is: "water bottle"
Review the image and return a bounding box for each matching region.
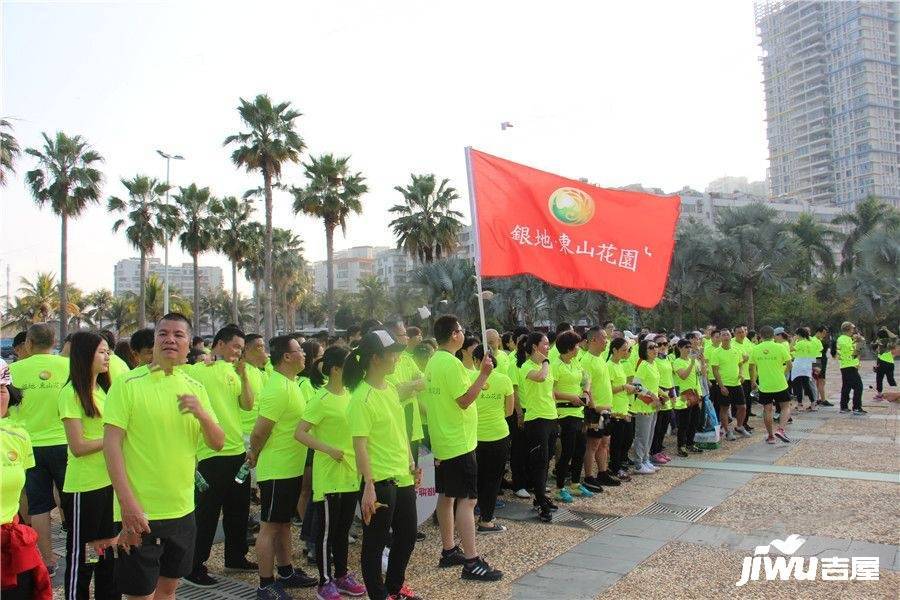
[234,461,251,484]
[195,470,210,492]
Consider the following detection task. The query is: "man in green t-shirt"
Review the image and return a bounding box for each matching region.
[422,315,502,582]
[836,321,866,414]
[248,335,319,594]
[9,322,69,572]
[185,325,258,586]
[749,326,793,444]
[711,329,750,441]
[579,327,620,491]
[104,312,224,598]
[129,328,156,368]
[733,325,755,430]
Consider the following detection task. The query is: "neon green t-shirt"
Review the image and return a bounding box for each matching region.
[1,420,34,525]
[104,368,217,521]
[256,371,307,482]
[507,353,521,386]
[608,360,629,415]
[733,338,753,379]
[240,363,267,436]
[348,381,410,483]
[749,340,791,393]
[711,344,743,387]
[878,349,894,363]
[671,356,700,410]
[492,349,510,378]
[58,384,111,492]
[9,354,69,446]
[655,355,675,410]
[623,344,639,378]
[548,345,560,364]
[422,350,478,460]
[518,359,556,421]
[836,334,860,368]
[580,351,612,409]
[631,360,659,414]
[186,361,246,460]
[108,353,131,382]
[810,337,824,357]
[704,341,719,381]
[552,357,585,419]
[475,370,513,442]
[303,387,358,501]
[792,338,819,359]
[386,352,424,443]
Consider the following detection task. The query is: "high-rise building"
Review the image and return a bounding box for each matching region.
[756,1,899,208]
[113,258,223,297]
[312,246,387,294]
[375,248,415,288]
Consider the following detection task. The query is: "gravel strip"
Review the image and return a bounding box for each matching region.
[702,473,899,544]
[575,467,701,516]
[776,439,900,473]
[595,541,899,600]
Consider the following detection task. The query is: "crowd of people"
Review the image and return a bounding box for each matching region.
[0,313,895,600]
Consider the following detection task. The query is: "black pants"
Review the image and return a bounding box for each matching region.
[193,453,251,571]
[876,360,896,393]
[650,409,671,455]
[608,417,634,474]
[314,491,359,585]
[1,570,35,600]
[792,376,815,404]
[709,380,720,415]
[360,482,416,600]
[62,486,119,600]
[507,415,529,491]
[476,437,509,522]
[839,367,863,411]
[741,380,752,426]
[525,418,556,507]
[554,417,585,488]
[675,406,701,448]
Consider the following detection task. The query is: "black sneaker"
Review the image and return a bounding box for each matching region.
[257,582,290,600]
[476,522,507,534]
[224,558,258,572]
[818,399,834,407]
[415,530,426,542]
[677,446,689,458]
[438,545,467,568]
[839,408,852,414]
[184,570,218,587]
[581,477,603,493]
[689,445,704,453]
[278,568,317,588]
[852,409,868,416]
[462,556,503,581]
[538,509,553,522]
[543,500,559,512]
[597,472,620,487]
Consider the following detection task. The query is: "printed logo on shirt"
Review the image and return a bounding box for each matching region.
[39,370,52,380]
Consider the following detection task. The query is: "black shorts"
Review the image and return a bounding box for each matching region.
[585,409,610,438]
[434,451,477,499]
[62,485,115,545]
[758,389,790,406]
[259,476,302,523]
[718,385,745,407]
[114,512,195,596]
[25,444,68,514]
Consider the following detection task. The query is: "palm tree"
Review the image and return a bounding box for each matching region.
[271,228,306,333]
[107,175,178,328]
[211,196,254,326]
[172,184,219,331]
[106,296,136,336]
[239,221,266,332]
[390,174,464,263]
[16,272,81,327]
[838,228,900,329]
[356,275,390,318]
[130,273,191,325]
[25,132,104,342]
[832,195,900,273]
[291,154,368,333]
[413,258,478,328]
[789,213,838,279]
[1,119,21,186]
[664,220,720,331]
[83,289,114,329]
[224,94,305,341]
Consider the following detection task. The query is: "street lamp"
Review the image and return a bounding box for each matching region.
[157,149,184,314]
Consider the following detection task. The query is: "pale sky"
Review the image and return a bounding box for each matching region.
[1,0,768,299]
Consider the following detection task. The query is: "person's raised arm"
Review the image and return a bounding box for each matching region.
[526,360,550,382]
[675,357,695,380]
[235,360,254,411]
[456,355,493,409]
[178,394,224,451]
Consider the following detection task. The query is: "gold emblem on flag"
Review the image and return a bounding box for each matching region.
[548,187,595,226]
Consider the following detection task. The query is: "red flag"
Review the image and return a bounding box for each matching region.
[467,148,680,308]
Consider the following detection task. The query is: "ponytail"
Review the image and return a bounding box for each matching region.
[607,337,627,361]
[516,332,545,367]
[312,346,350,389]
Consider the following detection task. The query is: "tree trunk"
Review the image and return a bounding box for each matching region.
[59,212,68,344]
[745,284,756,330]
[325,224,335,334]
[192,252,200,332]
[231,260,239,326]
[424,246,433,263]
[138,249,147,328]
[263,166,275,340]
[253,279,261,333]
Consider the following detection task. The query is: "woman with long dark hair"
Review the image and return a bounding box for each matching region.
[551,331,592,502]
[58,331,117,600]
[630,339,662,475]
[791,327,817,411]
[606,338,635,480]
[345,331,421,600]
[672,339,703,457]
[455,336,479,372]
[516,332,556,523]
[294,346,366,600]
[649,335,674,464]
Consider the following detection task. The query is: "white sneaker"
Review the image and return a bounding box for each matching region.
[735,427,751,437]
[514,488,530,499]
[634,464,655,475]
[725,431,737,441]
[643,461,659,472]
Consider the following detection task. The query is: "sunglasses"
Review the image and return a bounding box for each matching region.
[647,344,658,349]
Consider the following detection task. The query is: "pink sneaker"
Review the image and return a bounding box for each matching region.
[317,581,342,600]
[335,573,366,597]
[660,452,672,462]
[650,453,667,465]
[766,435,776,444]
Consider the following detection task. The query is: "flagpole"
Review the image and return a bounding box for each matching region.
[464,146,489,352]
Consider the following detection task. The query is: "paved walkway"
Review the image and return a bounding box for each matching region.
[511,403,900,599]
